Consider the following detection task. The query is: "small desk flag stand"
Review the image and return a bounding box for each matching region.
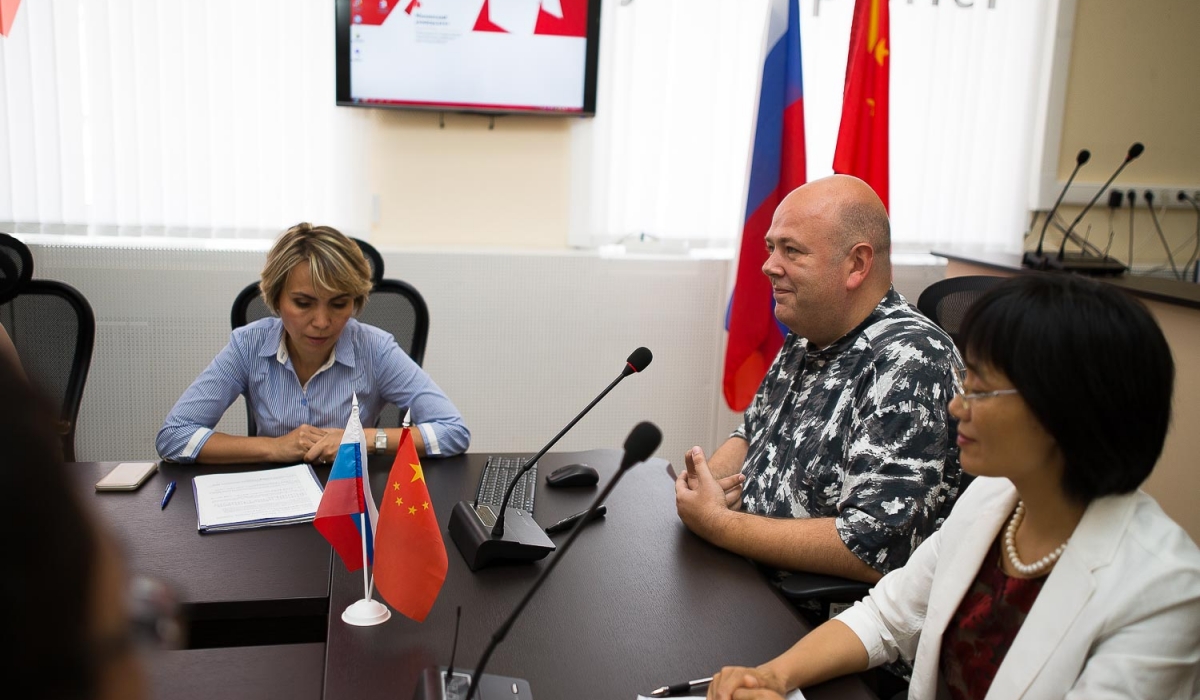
[342,508,390,627]
[312,394,391,627]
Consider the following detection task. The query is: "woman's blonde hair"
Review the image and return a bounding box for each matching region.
[260,223,373,315]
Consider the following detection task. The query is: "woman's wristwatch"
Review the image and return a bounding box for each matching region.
[374,428,388,455]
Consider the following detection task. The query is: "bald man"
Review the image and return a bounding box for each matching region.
[677,175,962,586]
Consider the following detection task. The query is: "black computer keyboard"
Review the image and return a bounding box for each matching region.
[474,455,537,514]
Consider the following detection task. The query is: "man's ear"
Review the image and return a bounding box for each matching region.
[845,243,874,291]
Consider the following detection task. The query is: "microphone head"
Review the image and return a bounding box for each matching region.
[619,422,662,470]
[1127,143,1144,161]
[622,347,653,376]
[1076,149,1091,165]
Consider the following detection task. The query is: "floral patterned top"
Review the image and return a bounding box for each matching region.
[940,535,1048,700]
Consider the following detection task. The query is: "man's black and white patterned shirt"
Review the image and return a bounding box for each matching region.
[734,287,963,575]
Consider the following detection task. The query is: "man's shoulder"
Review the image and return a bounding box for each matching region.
[861,293,957,360]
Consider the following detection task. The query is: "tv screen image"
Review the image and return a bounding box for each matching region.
[335,0,601,116]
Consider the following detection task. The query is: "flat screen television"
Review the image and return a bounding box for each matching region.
[335,0,601,116]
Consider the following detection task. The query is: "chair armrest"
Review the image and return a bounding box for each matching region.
[778,571,872,603]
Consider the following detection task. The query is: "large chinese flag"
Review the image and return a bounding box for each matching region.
[374,429,447,622]
[833,0,890,209]
[723,0,806,412]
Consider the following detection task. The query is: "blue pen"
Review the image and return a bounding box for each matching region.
[160,481,177,510]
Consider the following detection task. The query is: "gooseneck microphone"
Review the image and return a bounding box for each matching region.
[1032,148,1090,259]
[448,348,653,571]
[1057,142,1144,260]
[462,422,663,700]
[491,347,652,539]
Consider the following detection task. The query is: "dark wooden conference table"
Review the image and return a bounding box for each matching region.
[74,452,872,700]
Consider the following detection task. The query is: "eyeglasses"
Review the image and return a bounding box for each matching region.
[952,366,1019,407]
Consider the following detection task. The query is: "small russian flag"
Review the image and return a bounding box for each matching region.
[313,395,379,571]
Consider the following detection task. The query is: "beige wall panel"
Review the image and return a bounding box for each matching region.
[365,110,575,249]
[1059,0,1200,182]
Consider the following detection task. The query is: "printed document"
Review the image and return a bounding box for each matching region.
[193,464,324,533]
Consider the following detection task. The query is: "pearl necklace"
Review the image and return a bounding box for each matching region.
[1004,501,1068,577]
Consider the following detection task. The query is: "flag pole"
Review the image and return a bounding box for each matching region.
[360,511,370,601]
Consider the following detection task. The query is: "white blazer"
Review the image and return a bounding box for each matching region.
[836,476,1200,699]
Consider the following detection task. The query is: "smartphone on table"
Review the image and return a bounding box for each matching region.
[95,462,159,491]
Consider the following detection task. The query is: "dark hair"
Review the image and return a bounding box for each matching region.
[958,274,1174,503]
[0,363,100,699]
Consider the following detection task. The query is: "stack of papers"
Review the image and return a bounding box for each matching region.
[192,464,325,533]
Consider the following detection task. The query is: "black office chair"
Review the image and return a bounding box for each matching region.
[0,279,97,462]
[916,275,1005,346]
[230,277,430,436]
[0,232,35,304]
[354,238,385,286]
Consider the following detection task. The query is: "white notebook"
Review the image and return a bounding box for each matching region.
[192,464,324,533]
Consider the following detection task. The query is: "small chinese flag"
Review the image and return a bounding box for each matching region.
[1,0,23,38]
[373,428,447,622]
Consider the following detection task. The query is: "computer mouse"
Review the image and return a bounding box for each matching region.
[545,464,599,488]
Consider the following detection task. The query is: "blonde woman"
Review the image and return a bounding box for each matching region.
[157,223,468,464]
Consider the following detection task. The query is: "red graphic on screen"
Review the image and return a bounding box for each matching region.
[473,0,587,37]
[405,0,420,14]
[353,0,397,27]
[534,0,587,37]
[472,0,508,33]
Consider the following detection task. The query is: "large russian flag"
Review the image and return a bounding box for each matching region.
[313,395,379,571]
[723,0,807,412]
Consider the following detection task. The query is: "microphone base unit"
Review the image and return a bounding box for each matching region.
[448,501,556,571]
[1021,251,1128,277]
[413,666,533,700]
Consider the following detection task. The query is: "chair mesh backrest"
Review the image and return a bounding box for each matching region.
[230,278,430,433]
[353,238,385,286]
[0,233,34,305]
[0,280,96,461]
[916,275,1006,344]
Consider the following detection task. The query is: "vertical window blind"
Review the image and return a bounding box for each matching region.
[0,0,1067,253]
[583,0,1067,255]
[0,0,369,237]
